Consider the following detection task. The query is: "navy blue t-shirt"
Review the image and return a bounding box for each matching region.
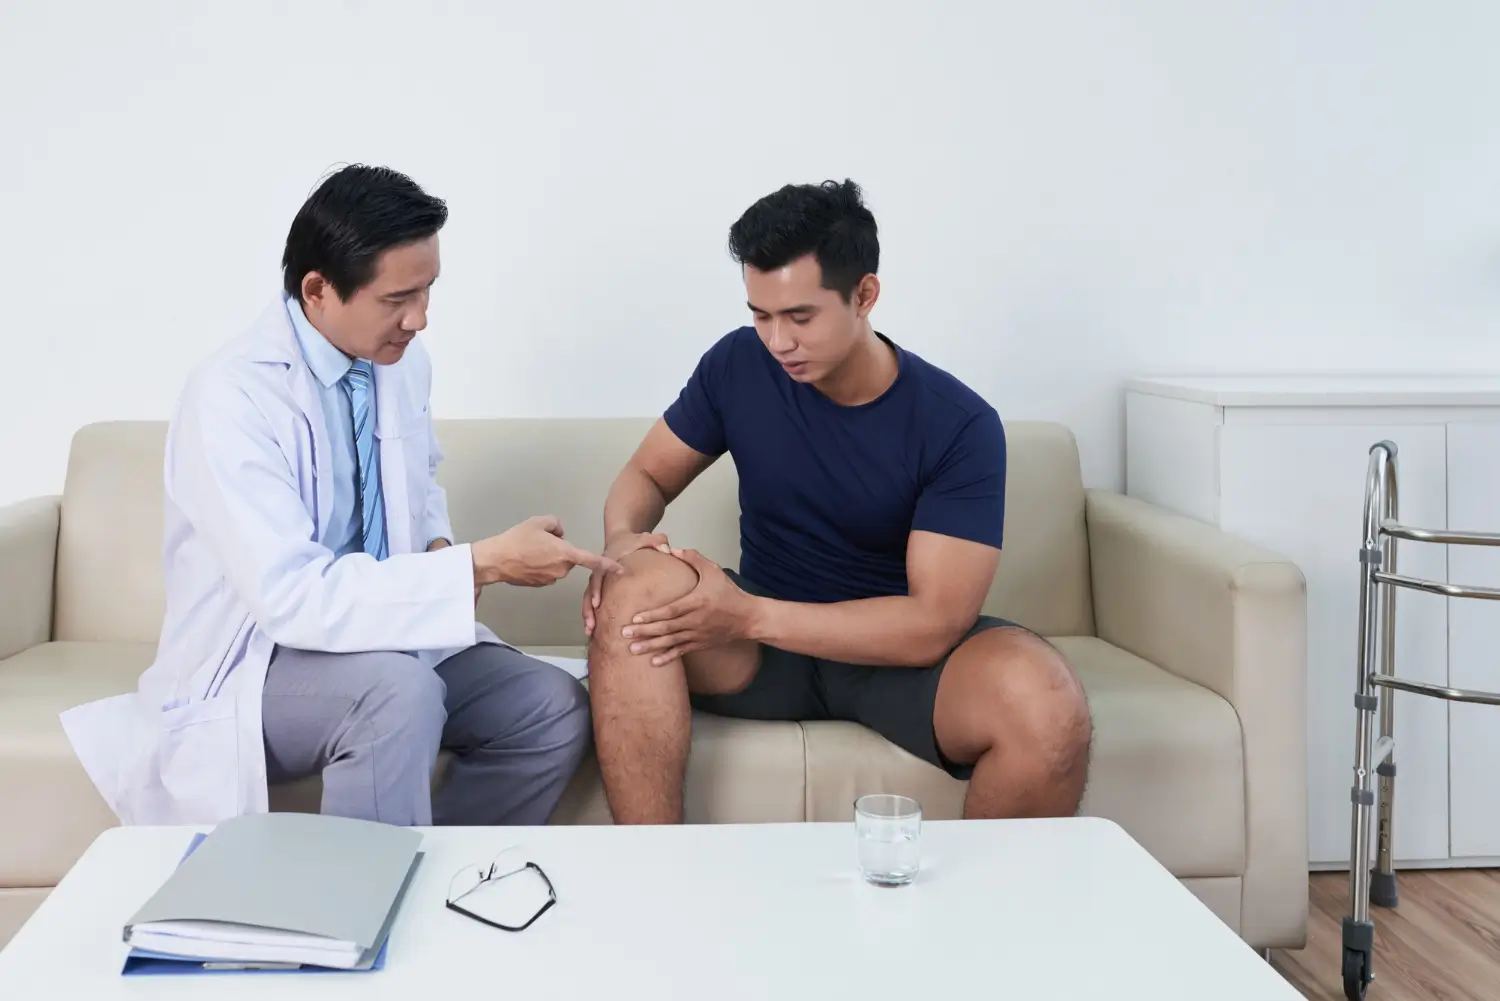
[663,327,1007,604]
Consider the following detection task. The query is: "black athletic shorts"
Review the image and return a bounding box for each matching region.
[688,570,1027,780]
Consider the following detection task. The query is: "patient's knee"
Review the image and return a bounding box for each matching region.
[594,549,699,647]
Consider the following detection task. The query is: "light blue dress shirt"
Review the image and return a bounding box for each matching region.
[285,295,363,558]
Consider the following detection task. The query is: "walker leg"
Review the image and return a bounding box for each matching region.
[1344,670,1378,999]
[1344,642,1378,1001]
[1343,447,1389,1001]
[1370,463,1399,909]
[1347,527,1380,926]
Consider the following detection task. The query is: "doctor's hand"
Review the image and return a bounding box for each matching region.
[472,516,625,589]
[582,531,673,637]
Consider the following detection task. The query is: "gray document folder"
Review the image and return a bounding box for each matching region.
[123,812,423,965]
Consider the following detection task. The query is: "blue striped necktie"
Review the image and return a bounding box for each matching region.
[342,360,388,561]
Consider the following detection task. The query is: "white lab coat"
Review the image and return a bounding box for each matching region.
[60,297,504,826]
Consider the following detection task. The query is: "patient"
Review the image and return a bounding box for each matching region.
[582,179,1092,824]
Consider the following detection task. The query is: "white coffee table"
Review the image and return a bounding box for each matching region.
[0,816,1300,999]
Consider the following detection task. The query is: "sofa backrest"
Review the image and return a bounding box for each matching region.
[53,418,1094,646]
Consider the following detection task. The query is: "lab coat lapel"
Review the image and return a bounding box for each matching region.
[374,361,414,556]
[247,299,335,542]
[289,359,335,541]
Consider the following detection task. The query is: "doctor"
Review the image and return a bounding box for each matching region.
[62,164,621,827]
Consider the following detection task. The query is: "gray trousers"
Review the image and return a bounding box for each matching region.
[262,643,591,826]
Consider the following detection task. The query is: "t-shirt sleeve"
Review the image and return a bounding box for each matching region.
[911,409,1007,549]
[662,333,733,457]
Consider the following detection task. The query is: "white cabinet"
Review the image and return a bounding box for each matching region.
[1125,376,1500,868]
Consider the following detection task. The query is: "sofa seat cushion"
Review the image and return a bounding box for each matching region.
[11,639,1243,882]
[0,642,151,885]
[800,636,1246,878]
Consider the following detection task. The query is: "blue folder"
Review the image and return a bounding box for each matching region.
[120,832,417,976]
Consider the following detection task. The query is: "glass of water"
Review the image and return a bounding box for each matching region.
[855,793,921,886]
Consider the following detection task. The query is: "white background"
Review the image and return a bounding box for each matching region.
[3,1,1499,506]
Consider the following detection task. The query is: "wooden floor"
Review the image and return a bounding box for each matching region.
[1271,869,1500,1000]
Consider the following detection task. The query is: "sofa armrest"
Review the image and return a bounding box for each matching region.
[0,496,60,660]
[1085,488,1308,949]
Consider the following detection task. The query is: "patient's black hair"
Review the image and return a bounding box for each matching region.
[727,179,878,301]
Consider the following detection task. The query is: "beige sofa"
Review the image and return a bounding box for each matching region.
[0,418,1308,950]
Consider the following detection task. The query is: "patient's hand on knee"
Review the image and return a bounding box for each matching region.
[582,532,674,636]
[618,549,758,667]
[589,548,702,662]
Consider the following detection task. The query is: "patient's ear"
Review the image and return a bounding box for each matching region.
[853,274,881,317]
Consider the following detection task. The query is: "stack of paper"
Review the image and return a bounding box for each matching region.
[121,812,423,975]
[127,915,368,969]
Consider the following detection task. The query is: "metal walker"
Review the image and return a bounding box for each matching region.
[1342,440,1500,1000]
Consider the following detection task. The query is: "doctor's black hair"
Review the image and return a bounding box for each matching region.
[281,164,448,303]
[727,179,878,302]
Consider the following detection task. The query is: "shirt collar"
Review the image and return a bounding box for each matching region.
[284,295,354,389]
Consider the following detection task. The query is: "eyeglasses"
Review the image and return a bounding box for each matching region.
[445,852,557,932]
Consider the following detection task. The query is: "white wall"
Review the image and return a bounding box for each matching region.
[3,1,1499,507]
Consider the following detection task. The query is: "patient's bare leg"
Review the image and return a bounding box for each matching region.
[587,549,758,824]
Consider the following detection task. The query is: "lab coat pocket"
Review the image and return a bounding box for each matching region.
[155,697,241,823]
